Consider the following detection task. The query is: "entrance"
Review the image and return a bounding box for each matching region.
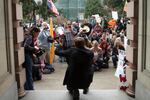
[18,0,138,100]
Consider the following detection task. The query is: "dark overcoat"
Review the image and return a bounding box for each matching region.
[55,47,94,89]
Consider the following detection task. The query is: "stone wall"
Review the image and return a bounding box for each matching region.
[126,0,138,97]
[136,0,150,100]
[0,0,18,100]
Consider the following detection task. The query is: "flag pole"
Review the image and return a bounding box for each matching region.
[48,0,59,64]
[49,17,55,64]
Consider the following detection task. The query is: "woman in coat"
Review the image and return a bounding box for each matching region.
[55,37,94,100]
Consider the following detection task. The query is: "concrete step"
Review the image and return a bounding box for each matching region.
[20,89,135,100]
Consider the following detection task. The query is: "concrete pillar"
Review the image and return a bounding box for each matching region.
[12,0,26,98]
[126,0,138,97]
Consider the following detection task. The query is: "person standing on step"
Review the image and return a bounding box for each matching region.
[38,22,54,74]
[23,27,40,90]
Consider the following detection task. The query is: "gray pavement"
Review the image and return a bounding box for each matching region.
[21,58,135,100]
[34,59,118,90]
[21,90,134,100]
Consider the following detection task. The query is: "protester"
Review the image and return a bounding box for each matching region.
[99,40,110,68]
[90,30,100,42]
[55,37,94,100]
[90,15,96,28]
[112,37,125,68]
[38,22,54,74]
[114,37,128,91]
[79,33,92,49]
[62,22,75,50]
[93,22,103,37]
[71,22,80,36]
[55,24,65,62]
[91,40,103,71]
[23,27,40,90]
[32,27,43,81]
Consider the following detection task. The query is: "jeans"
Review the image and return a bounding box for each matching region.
[24,53,34,90]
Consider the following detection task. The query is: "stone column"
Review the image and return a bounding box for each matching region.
[126,0,138,97]
[12,0,26,98]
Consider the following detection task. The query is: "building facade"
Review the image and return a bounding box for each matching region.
[55,0,104,20]
[0,0,18,99]
[126,0,150,100]
[55,0,86,20]
[136,0,150,99]
[0,0,25,100]
[0,0,150,100]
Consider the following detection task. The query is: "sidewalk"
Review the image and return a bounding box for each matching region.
[34,59,118,90]
[21,59,135,100]
[20,90,134,100]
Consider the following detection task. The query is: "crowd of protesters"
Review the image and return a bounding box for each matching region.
[22,16,129,95]
[54,16,128,70]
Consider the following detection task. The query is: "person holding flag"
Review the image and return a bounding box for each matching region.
[44,0,59,72]
[37,0,59,73]
[38,22,54,74]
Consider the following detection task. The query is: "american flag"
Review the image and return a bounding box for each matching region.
[47,0,59,16]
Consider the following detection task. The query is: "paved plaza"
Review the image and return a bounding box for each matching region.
[20,58,136,100]
[21,90,134,100]
[34,58,119,90]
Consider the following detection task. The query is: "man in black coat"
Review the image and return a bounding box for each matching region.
[55,37,94,100]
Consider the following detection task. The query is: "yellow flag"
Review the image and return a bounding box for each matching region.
[49,17,55,64]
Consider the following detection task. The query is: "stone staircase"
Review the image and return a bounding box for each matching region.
[20,89,135,100]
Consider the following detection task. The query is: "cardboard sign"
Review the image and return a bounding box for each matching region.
[115,50,126,78]
[92,14,101,24]
[115,60,124,78]
[112,11,118,20]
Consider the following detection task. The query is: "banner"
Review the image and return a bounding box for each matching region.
[92,14,101,24]
[115,50,126,78]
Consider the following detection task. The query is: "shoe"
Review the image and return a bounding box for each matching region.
[69,90,73,95]
[43,69,51,74]
[67,86,73,95]
[94,67,99,71]
[98,68,102,72]
[73,89,79,100]
[83,88,89,94]
[50,68,55,72]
